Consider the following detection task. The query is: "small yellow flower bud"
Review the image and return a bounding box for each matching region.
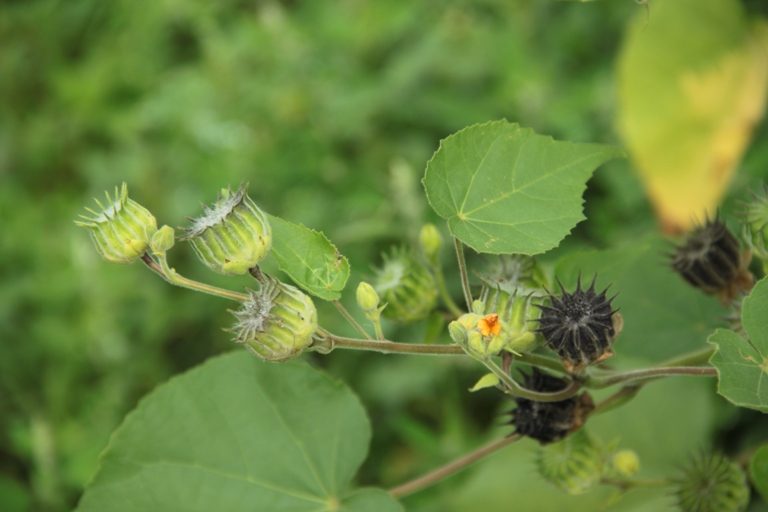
[612,450,640,478]
[151,225,175,254]
[449,320,469,346]
[356,282,380,311]
[419,223,442,263]
[75,183,157,264]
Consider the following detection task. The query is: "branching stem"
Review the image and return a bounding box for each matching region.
[389,434,521,499]
[586,366,717,389]
[332,300,373,340]
[142,253,248,302]
[478,355,582,401]
[432,261,464,318]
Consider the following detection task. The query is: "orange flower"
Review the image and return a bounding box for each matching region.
[478,314,501,337]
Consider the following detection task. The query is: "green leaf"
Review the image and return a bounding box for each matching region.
[267,214,350,301]
[76,352,402,512]
[423,120,623,255]
[750,444,768,502]
[709,276,768,413]
[469,373,499,392]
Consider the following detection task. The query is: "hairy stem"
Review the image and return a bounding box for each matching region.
[587,366,717,389]
[324,335,465,355]
[478,355,582,402]
[591,385,642,415]
[454,238,473,311]
[142,253,248,302]
[389,434,521,499]
[658,347,714,367]
[332,300,373,340]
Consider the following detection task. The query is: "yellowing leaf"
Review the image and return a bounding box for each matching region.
[617,0,768,232]
[469,373,500,392]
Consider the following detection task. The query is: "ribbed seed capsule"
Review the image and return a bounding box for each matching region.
[536,429,605,495]
[181,184,271,275]
[738,184,768,260]
[75,183,158,264]
[231,275,317,362]
[373,247,437,323]
[507,368,594,445]
[670,216,752,302]
[675,452,750,512]
[535,276,621,374]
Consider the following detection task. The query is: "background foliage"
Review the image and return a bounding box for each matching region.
[1,0,768,511]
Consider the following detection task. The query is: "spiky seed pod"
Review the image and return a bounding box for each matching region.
[372,247,437,323]
[180,183,271,276]
[670,216,753,302]
[230,275,317,362]
[534,276,621,374]
[536,429,605,495]
[75,183,158,264]
[738,183,768,260]
[674,452,750,512]
[508,368,594,445]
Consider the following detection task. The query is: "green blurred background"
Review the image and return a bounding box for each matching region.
[2,0,768,511]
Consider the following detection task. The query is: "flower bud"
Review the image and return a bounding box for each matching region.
[448,320,469,346]
[373,247,437,323]
[151,225,175,254]
[537,429,605,495]
[180,183,271,275]
[419,223,442,264]
[611,450,640,478]
[356,282,380,311]
[75,183,157,264]
[671,216,752,302]
[738,184,768,260]
[231,275,317,362]
[507,368,594,444]
[534,275,620,374]
[675,452,749,512]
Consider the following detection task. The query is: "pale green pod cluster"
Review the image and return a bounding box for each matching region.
[231,275,317,362]
[181,184,271,275]
[536,429,605,495]
[75,183,157,264]
[373,247,437,323]
[739,184,768,260]
[675,452,749,512]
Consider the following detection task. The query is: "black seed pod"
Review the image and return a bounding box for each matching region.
[674,452,749,512]
[670,217,752,302]
[534,276,620,374]
[507,368,594,445]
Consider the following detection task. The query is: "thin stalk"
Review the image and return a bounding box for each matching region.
[658,347,715,367]
[332,300,373,340]
[587,366,717,389]
[433,262,464,318]
[371,314,386,341]
[389,434,521,499]
[478,355,582,402]
[601,477,671,491]
[513,352,566,374]
[142,253,248,302]
[454,238,473,311]
[326,335,465,355]
[591,385,642,415]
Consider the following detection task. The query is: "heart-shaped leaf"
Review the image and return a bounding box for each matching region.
[267,214,350,301]
[423,120,623,255]
[709,276,768,413]
[75,352,402,512]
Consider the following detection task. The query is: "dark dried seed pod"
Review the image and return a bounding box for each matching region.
[534,276,620,374]
[507,368,594,445]
[670,216,753,302]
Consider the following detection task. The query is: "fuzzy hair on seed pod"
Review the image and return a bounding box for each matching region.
[534,276,621,374]
[536,429,605,495]
[674,451,749,512]
[507,368,594,445]
[670,216,753,302]
[372,247,437,323]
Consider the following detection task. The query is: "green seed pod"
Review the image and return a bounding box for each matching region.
[738,184,768,260]
[373,247,437,323]
[419,223,443,264]
[448,320,469,346]
[537,429,605,495]
[75,183,158,264]
[675,452,749,512]
[180,183,271,276]
[356,282,380,312]
[151,225,175,254]
[231,275,317,362]
[611,450,640,478]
